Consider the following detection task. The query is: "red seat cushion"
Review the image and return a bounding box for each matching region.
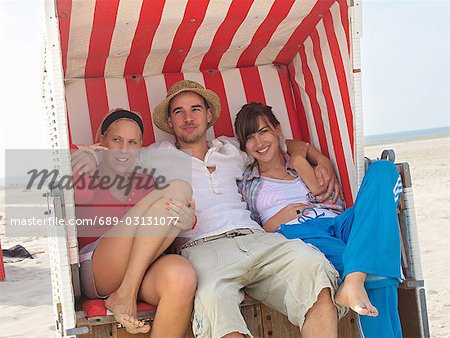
[82,298,156,318]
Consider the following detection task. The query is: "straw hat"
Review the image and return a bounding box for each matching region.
[152,80,221,135]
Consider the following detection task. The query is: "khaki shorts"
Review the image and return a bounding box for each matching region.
[181,231,341,338]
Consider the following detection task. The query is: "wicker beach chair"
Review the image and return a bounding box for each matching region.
[42,0,429,336]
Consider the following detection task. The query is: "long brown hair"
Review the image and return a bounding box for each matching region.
[234,102,280,151]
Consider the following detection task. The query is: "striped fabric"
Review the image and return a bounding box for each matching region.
[59,0,357,204]
[65,65,298,148]
[288,0,357,203]
[56,0,338,78]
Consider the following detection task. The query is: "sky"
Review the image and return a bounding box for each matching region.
[361,0,449,134]
[0,0,449,179]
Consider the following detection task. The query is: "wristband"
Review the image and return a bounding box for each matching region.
[191,215,197,230]
[88,149,100,165]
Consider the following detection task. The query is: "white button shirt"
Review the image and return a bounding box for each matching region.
[136,136,261,242]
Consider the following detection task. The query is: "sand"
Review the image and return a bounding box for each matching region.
[0,136,449,337]
[0,188,54,338]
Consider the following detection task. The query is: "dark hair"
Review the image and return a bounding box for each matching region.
[100,108,144,136]
[234,102,280,151]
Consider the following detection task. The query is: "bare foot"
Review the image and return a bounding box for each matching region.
[114,314,151,334]
[335,272,378,317]
[105,290,151,334]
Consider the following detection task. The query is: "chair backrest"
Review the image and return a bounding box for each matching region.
[66,65,356,206]
[66,65,299,144]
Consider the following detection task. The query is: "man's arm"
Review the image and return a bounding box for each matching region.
[135,146,154,171]
[286,140,343,202]
[222,136,253,168]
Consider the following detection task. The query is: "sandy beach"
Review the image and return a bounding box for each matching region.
[0,136,449,337]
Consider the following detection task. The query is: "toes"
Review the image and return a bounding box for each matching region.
[125,326,140,334]
[115,314,141,332]
[141,324,151,333]
[114,314,130,324]
[124,321,140,334]
[368,306,379,317]
[353,305,370,315]
[112,312,151,334]
[125,321,151,334]
[353,304,379,317]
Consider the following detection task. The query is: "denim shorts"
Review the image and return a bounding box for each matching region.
[79,238,107,299]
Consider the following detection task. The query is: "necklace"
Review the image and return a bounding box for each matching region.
[260,168,290,180]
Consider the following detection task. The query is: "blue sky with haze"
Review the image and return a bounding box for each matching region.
[0,0,449,179]
[362,0,449,134]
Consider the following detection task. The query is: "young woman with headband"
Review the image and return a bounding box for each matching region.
[72,109,197,336]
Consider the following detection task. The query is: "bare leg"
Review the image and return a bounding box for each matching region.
[301,288,338,338]
[92,180,192,333]
[335,271,378,316]
[137,255,197,338]
[103,225,180,334]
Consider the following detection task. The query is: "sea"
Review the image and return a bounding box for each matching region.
[364,126,450,145]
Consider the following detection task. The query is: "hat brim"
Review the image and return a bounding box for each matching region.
[153,87,221,135]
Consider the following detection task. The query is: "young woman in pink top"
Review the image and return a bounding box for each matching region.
[72,109,197,336]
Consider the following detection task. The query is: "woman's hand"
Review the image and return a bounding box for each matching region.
[263,203,309,232]
[166,198,197,231]
[71,143,108,176]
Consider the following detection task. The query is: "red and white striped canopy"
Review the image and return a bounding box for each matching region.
[57,0,357,205]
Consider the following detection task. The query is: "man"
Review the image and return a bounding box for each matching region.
[136,80,343,338]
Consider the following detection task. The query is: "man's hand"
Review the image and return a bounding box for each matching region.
[314,158,343,203]
[71,143,107,176]
[287,140,343,202]
[166,198,196,231]
[286,140,309,159]
[287,143,309,167]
